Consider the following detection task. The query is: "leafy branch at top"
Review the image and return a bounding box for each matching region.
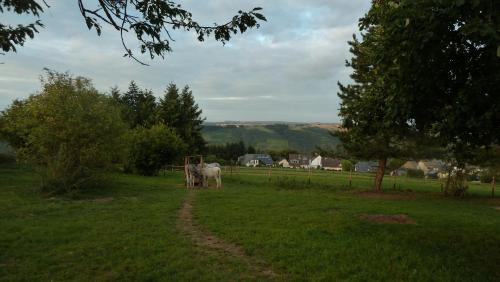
[0,0,266,65]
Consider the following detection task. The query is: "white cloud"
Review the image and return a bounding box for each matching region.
[0,0,371,122]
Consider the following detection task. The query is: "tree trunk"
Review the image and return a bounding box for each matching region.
[444,166,452,196]
[374,158,387,192]
[492,176,496,198]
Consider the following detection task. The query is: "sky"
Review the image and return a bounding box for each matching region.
[0,0,371,122]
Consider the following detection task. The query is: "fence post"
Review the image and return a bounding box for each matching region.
[268,166,272,182]
[349,169,352,189]
[492,176,496,198]
[307,167,310,184]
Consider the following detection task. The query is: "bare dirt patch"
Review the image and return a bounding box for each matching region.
[72,197,114,204]
[361,214,417,225]
[177,191,279,279]
[357,191,415,200]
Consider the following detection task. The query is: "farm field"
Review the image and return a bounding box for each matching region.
[1,165,499,281]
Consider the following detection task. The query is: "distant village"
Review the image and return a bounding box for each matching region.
[237,153,480,180]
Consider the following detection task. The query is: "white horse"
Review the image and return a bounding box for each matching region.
[201,166,222,189]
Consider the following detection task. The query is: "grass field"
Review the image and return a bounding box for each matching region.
[1,165,499,281]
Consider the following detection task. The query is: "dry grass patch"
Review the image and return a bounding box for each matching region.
[357,191,415,200]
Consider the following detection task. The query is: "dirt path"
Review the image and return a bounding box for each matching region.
[177,190,279,280]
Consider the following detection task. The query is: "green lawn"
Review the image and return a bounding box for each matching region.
[0,166,261,281]
[1,166,499,281]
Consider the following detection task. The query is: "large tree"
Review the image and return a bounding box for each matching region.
[0,0,266,64]
[339,0,498,194]
[0,70,127,192]
[178,85,205,154]
[359,0,499,193]
[337,31,417,192]
[364,0,499,155]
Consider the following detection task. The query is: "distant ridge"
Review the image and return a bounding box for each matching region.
[202,123,340,153]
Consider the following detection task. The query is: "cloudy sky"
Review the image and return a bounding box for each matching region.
[0,0,370,122]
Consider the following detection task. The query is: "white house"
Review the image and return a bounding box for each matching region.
[278,158,291,168]
[310,156,322,169]
[309,156,342,171]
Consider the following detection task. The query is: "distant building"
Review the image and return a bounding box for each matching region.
[309,155,322,169]
[288,154,310,168]
[238,154,273,167]
[355,161,378,173]
[309,155,342,171]
[322,157,342,171]
[401,161,418,170]
[278,158,291,168]
[417,160,446,175]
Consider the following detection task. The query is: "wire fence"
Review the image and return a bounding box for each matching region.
[160,164,455,193]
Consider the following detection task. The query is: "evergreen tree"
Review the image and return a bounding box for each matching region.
[119,81,157,128]
[158,84,206,154]
[247,145,256,154]
[157,83,181,129]
[179,86,205,154]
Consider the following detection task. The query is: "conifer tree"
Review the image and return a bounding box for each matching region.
[119,81,157,128]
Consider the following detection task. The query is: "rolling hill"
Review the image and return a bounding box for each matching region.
[202,123,340,153]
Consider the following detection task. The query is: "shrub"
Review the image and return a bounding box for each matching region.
[480,169,499,183]
[0,71,127,193]
[341,160,353,172]
[407,169,424,178]
[127,124,185,176]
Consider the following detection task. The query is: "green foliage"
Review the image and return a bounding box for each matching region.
[387,158,406,172]
[407,169,425,179]
[127,124,184,176]
[0,70,126,192]
[267,148,299,161]
[113,81,157,128]
[157,84,205,154]
[0,0,45,52]
[341,159,353,172]
[1,1,265,64]
[247,145,256,154]
[206,141,247,163]
[479,168,499,184]
[359,0,499,163]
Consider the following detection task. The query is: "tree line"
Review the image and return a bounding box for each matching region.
[0,70,205,193]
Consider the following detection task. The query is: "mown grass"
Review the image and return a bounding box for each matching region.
[195,168,500,281]
[1,165,499,281]
[0,166,263,281]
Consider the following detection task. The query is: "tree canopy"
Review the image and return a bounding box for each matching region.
[0,70,127,192]
[0,0,266,64]
[338,0,499,193]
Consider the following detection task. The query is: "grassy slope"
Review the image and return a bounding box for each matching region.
[2,166,499,281]
[0,167,261,281]
[202,124,340,152]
